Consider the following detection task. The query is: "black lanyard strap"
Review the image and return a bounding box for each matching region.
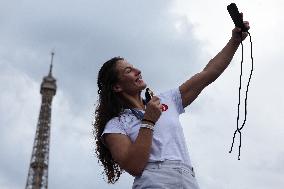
[130,109,144,120]
[229,32,254,160]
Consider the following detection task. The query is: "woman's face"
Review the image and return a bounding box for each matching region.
[113,59,147,95]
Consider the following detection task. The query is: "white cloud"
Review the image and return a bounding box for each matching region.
[0,65,41,189]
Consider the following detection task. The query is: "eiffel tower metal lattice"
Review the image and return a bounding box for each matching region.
[25,52,57,189]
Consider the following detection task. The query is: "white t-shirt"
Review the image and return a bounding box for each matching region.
[101,88,192,166]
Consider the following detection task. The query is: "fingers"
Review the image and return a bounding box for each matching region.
[144,96,162,123]
[233,27,241,33]
[151,96,159,102]
[232,20,250,33]
[151,96,162,110]
[238,12,250,30]
[231,12,250,42]
[243,21,250,30]
[240,12,250,30]
[159,104,164,110]
[148,96,161,107]
[150,96,163,113]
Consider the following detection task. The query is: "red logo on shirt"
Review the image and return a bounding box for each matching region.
[161,104,168,112]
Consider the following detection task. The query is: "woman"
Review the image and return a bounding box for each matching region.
[94,20,250,188]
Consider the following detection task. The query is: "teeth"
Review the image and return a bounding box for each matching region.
[136,76,142,82]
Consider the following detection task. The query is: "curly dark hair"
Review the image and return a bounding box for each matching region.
[93,57,125,183]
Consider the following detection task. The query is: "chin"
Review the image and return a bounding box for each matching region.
[139,85,146,91]
[136,81,147,91]
[141,83,147,89]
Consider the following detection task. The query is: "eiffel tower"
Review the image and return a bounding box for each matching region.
[25,52,57,189]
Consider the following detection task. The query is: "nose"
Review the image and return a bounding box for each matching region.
[133,67,141,76]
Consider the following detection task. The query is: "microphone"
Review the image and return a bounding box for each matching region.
[145,88,154,104]
[145,88,168,112]
[227,3,248,32]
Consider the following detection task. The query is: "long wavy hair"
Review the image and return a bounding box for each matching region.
[93,57,125,183]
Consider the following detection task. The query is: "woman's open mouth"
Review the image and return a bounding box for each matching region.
[135,75,143,84]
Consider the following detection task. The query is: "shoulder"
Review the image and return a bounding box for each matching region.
[158,88,181,99]
[158,88,184,114]
[104,110,138,132]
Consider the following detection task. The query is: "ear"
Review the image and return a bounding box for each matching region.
[112,83,122,93]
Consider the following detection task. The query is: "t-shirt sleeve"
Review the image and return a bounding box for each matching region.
[101,118,127,136]
[166,88,185,115]
[172,87,185,114]
[100,118,127,145]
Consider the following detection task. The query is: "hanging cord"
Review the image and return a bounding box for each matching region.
[229,32,254,160]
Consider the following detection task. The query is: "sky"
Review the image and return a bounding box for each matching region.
[0,0,283,188]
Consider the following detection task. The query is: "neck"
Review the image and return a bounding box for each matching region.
[120,91,145,110]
